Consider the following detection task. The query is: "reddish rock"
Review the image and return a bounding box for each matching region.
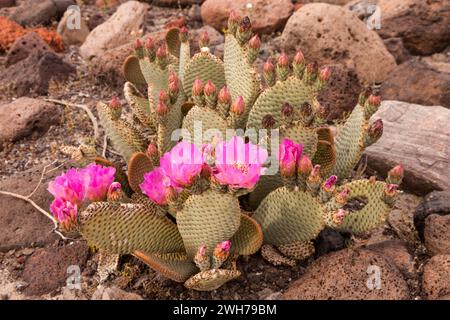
[22,242,89,296]
[424,214,450,256]
[0,98,62,148]
[317,63,362,120]
[422,255,450,300]
[0,0,15,9]
[283,248,410,299]
[6,32,52,67]
[383,37,411,64]
[153,0,203,7]
[366,240,415,278]
[91,285,143,300]
[0,166,61,252]
[281,3,396,83]
[201,0,294,35]
[381,58,450,109]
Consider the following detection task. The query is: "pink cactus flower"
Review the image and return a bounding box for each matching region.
[323,175,338,191]
[48,168,85,205]
[80,163,116,202]
[219,240,232,252]
[213,136,268,190]
[140,167,179,205]
[160,141,204,188]
[278,138,303,178]
[50,198,78,229]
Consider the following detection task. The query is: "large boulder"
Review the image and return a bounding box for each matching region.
[422,255,450,300]
[381,58,450,109]
[364,101,450,195]
[283,248,410,299]
[5,32,52,67]
[0,98,62,148]
[201,0,294,35]
[281,3,396,83]
[347,0,450,56]
[424,214,450,256]
[80,1,149,60]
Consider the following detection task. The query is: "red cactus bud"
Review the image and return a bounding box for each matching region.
[332,209,347,225]
[388,165,404,179]
[156,100,168,116]
[309,164,321,180]
[168,72,178,85]
[300,102,313,118]
[159,90,169,103]
[110,96,120,109]
[203,80,216,96]
[385,184,399,197]
[336,186,350,204]
[192,77,204,96]
[281,102,294,117]
[107,182,122,202]
[229,10,240,24]
[134,38,143,50]
[145,37,155,50]
[319,66,331,82]
[298,155,313,176]
[278,53,289,68]
[179,26,189,42]
[239,16,252,32]
[368,119,383,139]
[199,31,210,47]
[293,50,305,65]
[306,61,318,75]
[156,45,167,59]
[218,86,231,104]
[249,35,261,50]
[231,96,245,115]
[147,142,158,158]
[323,175,338,191]
[368,94,381,107]
[264,59,275,73]
[169,80,179,95]
[261,114,276,129]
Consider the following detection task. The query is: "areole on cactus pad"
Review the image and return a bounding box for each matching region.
[51,11,404,291]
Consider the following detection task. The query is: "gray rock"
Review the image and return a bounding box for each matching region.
[92,285,143,300]
[57,7,90,45]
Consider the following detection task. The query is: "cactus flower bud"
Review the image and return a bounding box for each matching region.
[387,165,404,185]
[385,183,398,197]
[264,59,275,73]
[304,61,318,83]
[159,90,169,104]
[196,245,208,260]
[192,77,204,97]
[332,209,347,225]
[168,72,178,85]
[319,66,331,83]
[194,244,210,271]
[277,53,289,68]
[145,37,155,50]
[277,53,290,81]
[199,30,210,48]
[279,138,303,179]
[263,59,276,86]
[367,119,383,141]
[298,155,313,177]
[218,86,231,104]
[281,102,294,118]
[169,79,179,95]
[322,175,338,192]
[359,87,373,105]
[156,100,168,116]
[228,10,240,34]
[368,94,381,108]
[336,186,350,204]
[293,50,305,66]
[147,142,158,158]
[261,114,276,129]
[249,34,261,50]
[110,96,120,109]
[214,240,231,258]
[204,80,216,97]
[364,93,381,119]
[134,38,144,58]
[230,96,245,115]
[236,16,252,45]
[308,165,321,183]
[107,182,122,202]
[156,45,168,69]
[109,96,121,119]
[179,26,189,42]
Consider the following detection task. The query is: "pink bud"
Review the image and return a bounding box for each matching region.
[389,165,404,178]
[297,155,312,176]
[293,50,305,65]
[218,86,231,104]
[336,186,350,204]
[368,94,381,107]
[332,209,347,225]
[198,244,207,256]
[168,72,178,85]
[110,96,120,109]
[203,80,216,96]
[199,31,210,47]
[281,102,294,117]
[264,59,275,73]
[179,26,189,42]
[278,53,289,68]
[385,183,399,197]
[145,37,155,50]
[156,101,168,116]
[230,96,245,115]
[239,16,252,32]
[368,119,383,140]
[323,175,338,191]
[169,80,179,95]
[249,35,261,49]
[309,164,321,180]
[156,45,167,59]
[147,142,158,158]
[219,240,231,252]
[319,66,331,82]
[134,38,143,50]
[192,77,204,96]
[229,10,240,24]
[159,90,169,103]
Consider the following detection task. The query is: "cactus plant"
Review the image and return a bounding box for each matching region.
[50,12,405,290]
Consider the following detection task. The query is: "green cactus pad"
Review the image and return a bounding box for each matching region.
[277,241,315,261]
[182,105,229,145]
[178,42,191,97]
[281,124,319,158]
[124,82,155,129]
[123,55,146,85]
[184,269,241,291]
[97,102,147,162]
[94,156,133,197]
[247,77,314,131]
[139,59,169,101]
[134,250,197,282]
[165,28,181,58]
[127,152,153,193]
[247,174,283,211]
[261,245,296,267]
[331,104,367,180]
[79,202,185,254]
[312,140,336,178]
[183,52,226,98]
[157,99,183,153]
[328,179,392,234]
[231,214,263,256]
[223,34,260,125]
[253,186,325,246]
[176,189,241,259]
